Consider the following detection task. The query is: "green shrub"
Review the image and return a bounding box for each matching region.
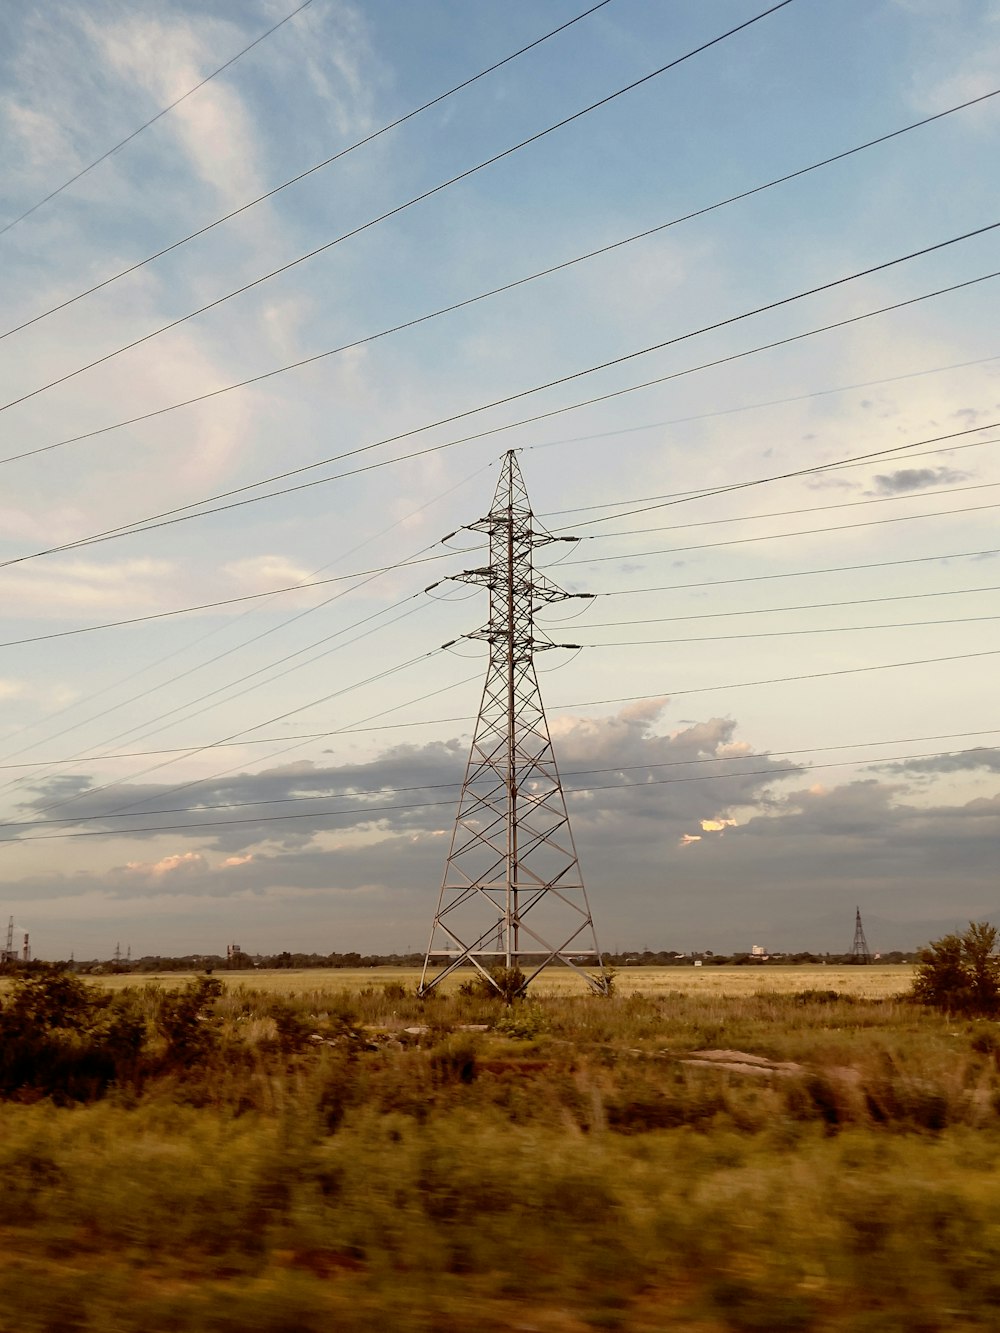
[912,922,1000,1016]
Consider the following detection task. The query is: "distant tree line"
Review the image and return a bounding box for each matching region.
[4,947,921,976]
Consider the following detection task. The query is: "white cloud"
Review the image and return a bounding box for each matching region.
[82,10,266,204]
[223,554,315,590]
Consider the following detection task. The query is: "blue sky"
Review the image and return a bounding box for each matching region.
[0,0,998,960]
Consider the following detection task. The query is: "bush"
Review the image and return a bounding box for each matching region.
[912,922,1000,1016]
[0,971,146,1102]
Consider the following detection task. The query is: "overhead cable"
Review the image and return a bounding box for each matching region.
[539,432,1000,517]
[608,547,1000,597]
[17,646,450,826]
[577,612,1000,646]
[5,85,996,468]
[0,547,476,648]
[6,739,1000,832]
[566,473,1000,536]
[0,462,489,797]
[556,648,1000,706]
[5,741,997,843]
[0,1,616,327]
[552,583,1000,628]
[0,0,316,236]
[559,497,1000,566]
[4,261,998,570]
[5,483,997,653]
[0,0,797,411]
[530,352,1000,466]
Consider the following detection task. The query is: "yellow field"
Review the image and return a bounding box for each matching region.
[82,962,914,999]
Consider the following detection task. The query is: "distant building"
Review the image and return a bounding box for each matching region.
[751,944,768,958]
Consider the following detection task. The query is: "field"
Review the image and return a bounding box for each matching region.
[3,962,1000,1333]
[87,962,915,999]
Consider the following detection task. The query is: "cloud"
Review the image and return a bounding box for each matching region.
[2,558,178,619]
[868,467,969,495]
[4,734,1000,955]
[124,851,208,877]
[874,747,1000,777]
[223,555,317,591]
[81,9,267,205]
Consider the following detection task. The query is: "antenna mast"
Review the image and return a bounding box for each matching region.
[419,451,609,997]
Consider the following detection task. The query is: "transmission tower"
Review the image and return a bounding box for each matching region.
[419,451,609,997]
[3,915,13,965]
[850,907,872,964]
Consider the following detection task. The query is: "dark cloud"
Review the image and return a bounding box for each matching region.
[873,747,1000,777]
[667,782,1000,950]
[7,707,999,955]
[13,707,797,859]
[868,466,968,495]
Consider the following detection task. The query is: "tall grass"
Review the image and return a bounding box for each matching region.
[1,975,999,1331]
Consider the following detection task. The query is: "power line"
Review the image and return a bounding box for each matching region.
[529,353,1000,466]
[0,464,489,796]
[608,547,1000,597]
[567,473,1000,536]
[0,0,316,236]
[557,648,1000,706]
[541,434,1000,524]
[0,581,448,813]
[6,738,999,832]
[540,435,1000,518]
[64,596,433,768]
[552,583,1000,627]
[17,646,450,826]
[3,700,999,780]
[23,666,485,836]
[0,543,456,775]
[0,0,616,331]
[0,466,490,791]
[577,613,1000,647]
[4,262,998,571]
[5,477,996,654]
[5,740,996,843]
[0,548,480,649]
[546,419,1000,539]
[6,86,996,469]
[559,498,1000,566]
[0,0,797,413]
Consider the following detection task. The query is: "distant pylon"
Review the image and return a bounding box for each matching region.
[419,451,609,997]
[850,907,872,964]
[3,915,13,964]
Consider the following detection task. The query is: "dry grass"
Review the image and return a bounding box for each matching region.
[2,963,996,1331]
[85,963,914,1000]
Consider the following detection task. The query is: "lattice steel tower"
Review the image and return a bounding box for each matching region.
[850,906,872,964]
[419,451,609,997]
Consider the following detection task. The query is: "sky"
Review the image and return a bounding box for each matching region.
[0,0,998,961]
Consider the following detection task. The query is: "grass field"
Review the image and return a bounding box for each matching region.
[5,960,998,1333]
[86,962,914,999]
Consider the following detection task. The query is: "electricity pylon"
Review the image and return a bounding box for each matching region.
[850,906,872,964]
[419,451,610,997]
